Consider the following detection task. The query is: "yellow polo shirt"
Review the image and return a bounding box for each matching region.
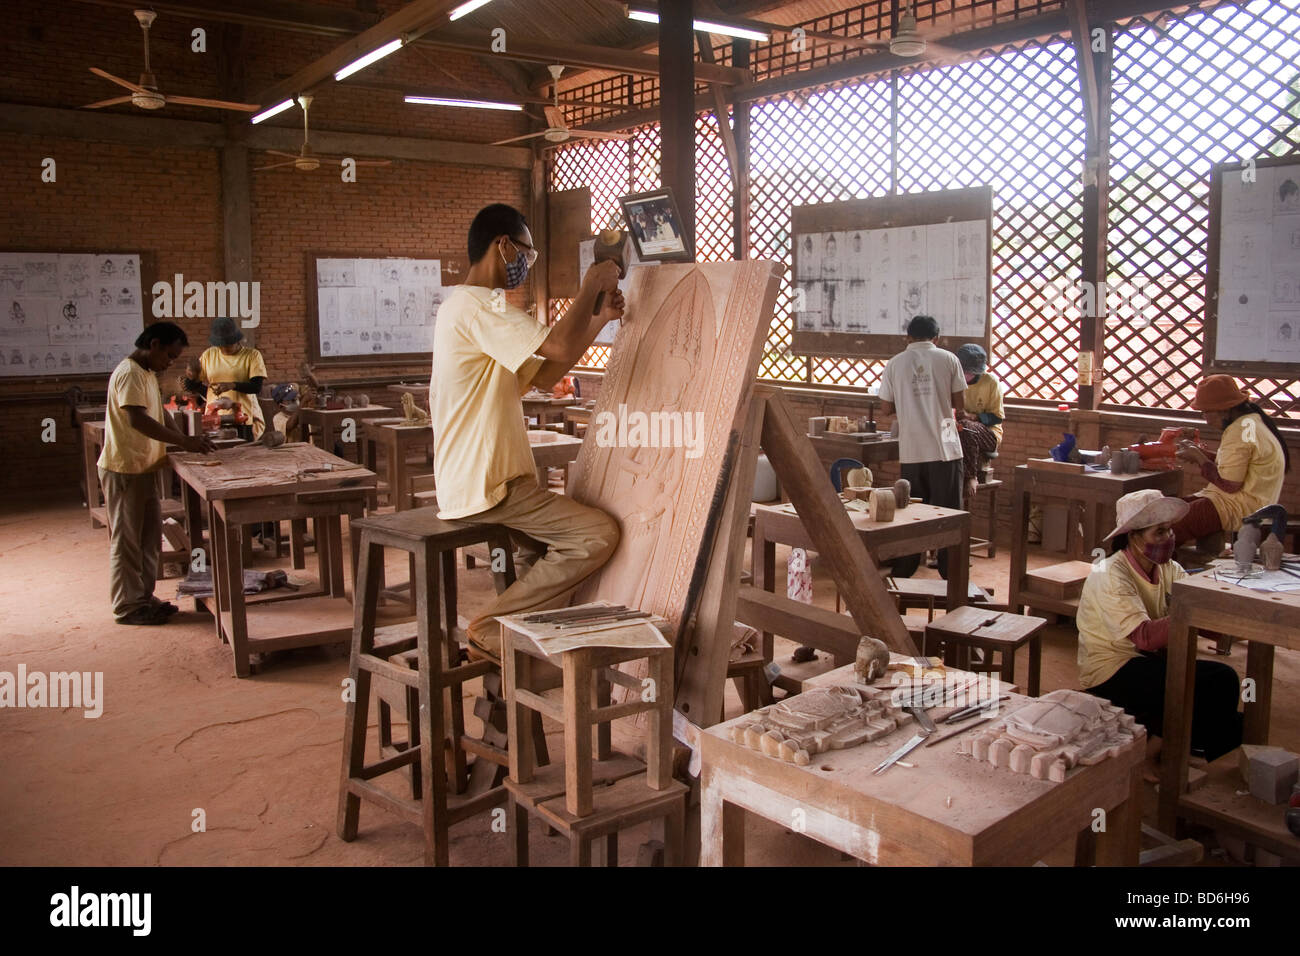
[1195,413,1284,531]
[199,345,267,437]
[963,371,1006,444]
[98,357,167,474]
[1076,551,1185,688]
[429,286,547,519]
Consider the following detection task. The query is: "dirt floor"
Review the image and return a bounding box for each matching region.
[1,494,1296,866]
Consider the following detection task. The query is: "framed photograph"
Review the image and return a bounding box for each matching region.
[619,189,692,262]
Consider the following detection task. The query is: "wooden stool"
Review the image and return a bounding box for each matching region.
[502,624,688,866]
[968,477,1002,558]
[924,606,1048,697]
[337,508,518,866]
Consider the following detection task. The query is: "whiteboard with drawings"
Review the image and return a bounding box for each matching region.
[1205,156,1300,375]
[0,250,144,378]
[308,253,466,365]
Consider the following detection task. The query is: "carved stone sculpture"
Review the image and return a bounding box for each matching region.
[869,487,896,522]
[970,689,1143,783]
[893,478,910,509]
[1234,522,1262,574]
[729,685,913,766]
[1260,532,1284,571]
[401,391,430,425]
[854,636,890,682]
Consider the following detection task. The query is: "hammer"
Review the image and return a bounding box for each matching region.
[590,228,628,315]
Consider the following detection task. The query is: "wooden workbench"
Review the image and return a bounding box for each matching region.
[169,442,376,677]
[701,662,1144,866]
[299,404,396,463]
[359,418,432,511]
[1009,464,1183,615]
[562,404,593,436]
[526,431,583,489]
[1158,575,1300,860]
[522,394,575,427]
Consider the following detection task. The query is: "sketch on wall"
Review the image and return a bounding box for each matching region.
[315,257,447,358]
[792,220,987,338]
[0,252,143,377]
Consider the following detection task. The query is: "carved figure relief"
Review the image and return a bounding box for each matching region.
[729,685,913,765]
[969,689,1142,783]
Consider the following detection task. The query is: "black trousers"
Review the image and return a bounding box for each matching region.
[890,458,964,578]
[1088,652,1243,762]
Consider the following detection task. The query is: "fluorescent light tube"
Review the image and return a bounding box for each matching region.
[405,96,523,111]
[693,18,770,41]
[627,8,771,42]
[250,98,294,124]
[449,0,494,19]
[334,38,403,81]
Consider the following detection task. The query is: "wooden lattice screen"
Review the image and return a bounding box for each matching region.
[548,0,1300,416]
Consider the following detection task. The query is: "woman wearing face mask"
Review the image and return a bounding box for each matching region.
[1076,490,1243,768]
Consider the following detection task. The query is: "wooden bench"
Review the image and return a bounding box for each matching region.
[924,606,1048,697]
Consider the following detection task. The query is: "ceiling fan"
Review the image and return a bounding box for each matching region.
[856,2,965,59]
[490,66,632,147]
[83,9,260,113]
[255,94,393,172]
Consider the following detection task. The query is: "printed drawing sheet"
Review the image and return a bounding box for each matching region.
[1216,163,1300,363]
[792,220,987,337]
[316,257,447,358]
[0,252,142,377]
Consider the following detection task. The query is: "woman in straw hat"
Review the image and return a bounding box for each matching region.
[1076,490,1242,769]
[1170,375,1289,546]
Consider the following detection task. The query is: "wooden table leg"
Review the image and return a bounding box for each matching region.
[414,539,450,867]
[1094,759,1143,866]
[752,519,777,660]
[214,504,252,678]
[945,518,971,612]
[563,648,594,817]
[1158,606,1197,834]
[700,767,744,867]
[1009,484,1029,614]
[1243,640,1273,745]
[1028,634,1041,697]
[183,483,204,567]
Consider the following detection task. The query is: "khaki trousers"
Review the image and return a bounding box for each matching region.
[464,476,619,656]
[99,468,162,620]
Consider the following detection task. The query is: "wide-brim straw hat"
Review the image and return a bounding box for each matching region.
[1103,489,1190,541]
[1191,374,1248,411]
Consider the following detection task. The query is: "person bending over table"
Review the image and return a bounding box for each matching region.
[878,314,966,578]
[1169,374,1289,548]
[1076,490,1242,772]
[429,203,624,662]
[953,342,1005,506]
[183,316,268,439]
[100,322,215,625]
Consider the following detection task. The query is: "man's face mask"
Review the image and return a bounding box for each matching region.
[499,239,530,290]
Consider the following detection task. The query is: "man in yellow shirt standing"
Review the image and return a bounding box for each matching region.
[99,322,215,625]
[185,317,268,438]
[430,204,624,661]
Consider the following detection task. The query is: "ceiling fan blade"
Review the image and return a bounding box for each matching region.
[82,95,133,109]
[90,67,147,94]
[565,129,633,141]
[921,41,969,62]
[489,131,548,145]
[352,160,393,166]
[543,104,565,128]
[265,150,300,159]
[254,160,300,170]
[167,95,260,111]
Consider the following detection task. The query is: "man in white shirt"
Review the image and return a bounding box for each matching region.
[877,315,967,577]
[429,203,624,661]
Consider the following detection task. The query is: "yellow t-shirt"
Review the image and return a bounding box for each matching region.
[1195,413,1284,531]
[429,286,548,519]
[199,345,267,437]
[1076,551,1185,688]
[963,370,1006,444]
[98,356,168,474]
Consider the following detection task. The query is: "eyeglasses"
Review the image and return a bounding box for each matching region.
[507,237,539,268]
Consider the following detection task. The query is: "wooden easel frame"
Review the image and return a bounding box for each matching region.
[674,384,920,726]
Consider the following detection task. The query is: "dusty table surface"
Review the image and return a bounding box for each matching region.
[168,442,376,501]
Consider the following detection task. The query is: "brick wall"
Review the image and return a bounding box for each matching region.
[0,0,532,499]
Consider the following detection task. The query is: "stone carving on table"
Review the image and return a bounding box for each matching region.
[893,478,910,509]
[400,391,430,425]
[969,689,1143,783]
[1260,533,1284,571]
[1233,522,1262,574]
[729,685,913,766]
[854,635,890,682]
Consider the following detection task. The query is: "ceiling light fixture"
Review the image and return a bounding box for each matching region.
[625,7,771,42]
[449,0,494,20]
[405,95,523,110]
[334,38,403,81]
[251,98,294,123]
